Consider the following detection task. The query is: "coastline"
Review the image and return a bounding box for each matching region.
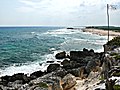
[82,28,120,40]
[0,27,120,89]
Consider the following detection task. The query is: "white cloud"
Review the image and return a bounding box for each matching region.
[14,0,120,25]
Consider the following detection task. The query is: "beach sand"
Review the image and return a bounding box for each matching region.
[83,28,120,40]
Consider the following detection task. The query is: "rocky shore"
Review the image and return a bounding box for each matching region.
[0,36,120,90]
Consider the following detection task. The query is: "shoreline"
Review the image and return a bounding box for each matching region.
[0,28,120,89]
[82,28,120,40]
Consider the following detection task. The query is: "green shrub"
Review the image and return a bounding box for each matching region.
[113,85,120,90]
[107,37,120,47]
[115,54,120,60]
[37,82,48,88]
[113,72,120,77]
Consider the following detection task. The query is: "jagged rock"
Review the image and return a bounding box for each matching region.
[30,70,46,80]
[47,64,60,73]
[85,59,101,74]
[0,73,30,86]
[62,74,76,90]
[67,68,80,77]
[61,59,70,66]
[55,69,67,78]
[70,50,95,61]
[55,51,66,59]
[7,80,23,89]
[10,73,30,84]
[105,79,117,90]
[46,61,54,63]
[0,75,11,85]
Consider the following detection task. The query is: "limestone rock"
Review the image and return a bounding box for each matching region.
[62,74,76,90]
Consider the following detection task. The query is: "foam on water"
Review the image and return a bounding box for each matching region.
[0,62,47,77]
[0,27,108,77]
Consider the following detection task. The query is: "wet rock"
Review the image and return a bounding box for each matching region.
[30,70,46,80]
[47,64,60,73]
[61,59,70,67]
[46,61,54,63]
[0,73,30,86]
[55,51,66,59]
[10,73,30,84]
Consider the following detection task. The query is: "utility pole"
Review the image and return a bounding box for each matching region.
[107,4,110,42]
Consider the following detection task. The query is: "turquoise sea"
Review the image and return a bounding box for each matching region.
[0,26,107,76]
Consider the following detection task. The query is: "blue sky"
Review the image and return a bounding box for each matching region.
[0,0,120,26]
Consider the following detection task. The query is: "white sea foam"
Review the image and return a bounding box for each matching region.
[0,62,48,77]
[0,50,62,77]
[43,28,82,35]
[0,27,108,77]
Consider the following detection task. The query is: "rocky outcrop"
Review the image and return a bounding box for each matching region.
[30,70,46,80]
[55,51,66,59]
[47,64,60,73]
[62,74,76,90]
[0,73,30,85]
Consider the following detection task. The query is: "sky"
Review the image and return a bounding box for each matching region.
[0,0,120,26]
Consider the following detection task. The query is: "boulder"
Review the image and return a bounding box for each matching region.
[67,68,80,77]
[46,61,54,63]
[55,69,67,78]
[61,59,70,67]
[0,73,30,86]
[47,64,60,73]
[10,73,30,84]
[55,51,66,59]
[30,70,45,79]
[62,74,76,90]
[70,49,96,61]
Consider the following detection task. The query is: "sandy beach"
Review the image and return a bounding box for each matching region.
[83,28,120,40]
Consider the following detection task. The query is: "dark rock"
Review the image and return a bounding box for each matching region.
[89,49,94,53]
[70,50,94,61]
[55,69,67,78]
[61,59,70,67]
[55,51,66,59]
[1,75,11,82]
[62,60,82,69]
[67,27,74,29]
[0,73,30,86]
[30,70,45,80]
[83,48,89,52]
[46,61,54,63]
[67,68,80,77]
[10,73,30,84]
[47,64,60,73]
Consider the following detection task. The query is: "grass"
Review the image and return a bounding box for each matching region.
[113,85,120,90]
[113,72,120,77]
[37,82,48,88]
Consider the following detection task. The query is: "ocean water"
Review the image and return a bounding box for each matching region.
[0,26,107,76]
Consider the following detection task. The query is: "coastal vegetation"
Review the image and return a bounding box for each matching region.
[86,26,120,32]
[107,36,120,47]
